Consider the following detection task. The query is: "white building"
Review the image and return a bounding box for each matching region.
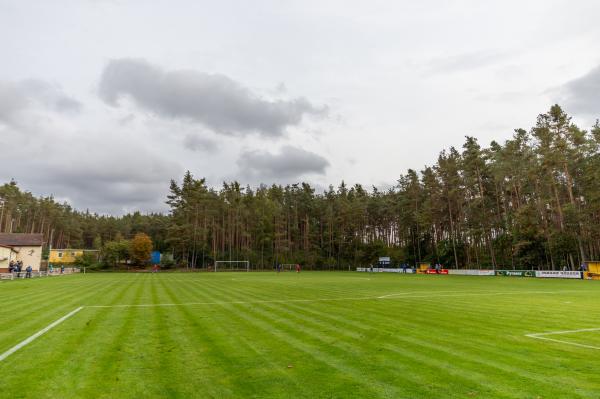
[0,233,43,272]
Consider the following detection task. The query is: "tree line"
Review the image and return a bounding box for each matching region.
[1,105,599,270]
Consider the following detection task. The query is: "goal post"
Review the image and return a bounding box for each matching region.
[280,264,300,272]
[214,260,250,272]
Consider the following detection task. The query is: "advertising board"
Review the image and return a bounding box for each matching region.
[535,270,582,279]
[496,270,536,277]
[448,269,495,276]
[425,269,448,274]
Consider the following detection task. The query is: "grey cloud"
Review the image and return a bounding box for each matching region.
[0,79,81,127]
[1,134,181,215]
[19,79,82,113]
[237,145,329,180]
[0,81,27,125]
[183,134,218,152]
[40,151,179,213]
[560,65,600,115]
[98,58,327,136]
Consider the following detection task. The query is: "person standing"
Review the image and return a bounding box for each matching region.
[26,265,32,278]
[16,262,22,278]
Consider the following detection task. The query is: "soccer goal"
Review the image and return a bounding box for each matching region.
[214,260,250,272]
[280,264,299,272]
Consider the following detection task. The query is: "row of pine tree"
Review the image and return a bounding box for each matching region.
[1,105,599,270]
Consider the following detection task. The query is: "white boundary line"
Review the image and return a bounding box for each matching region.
[0,307,83,362]
[525,327,600,350]
[529,327,600,336]
[525,335,600,350]
[376,290,573,299]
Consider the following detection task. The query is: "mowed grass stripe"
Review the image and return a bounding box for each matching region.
[193,275,598,397]
[197,277,406,397]
[0,277,105,319]
[216,303,400,398]
[2,273,600,398]
[230,292,449,397]
[367,288,600,396]
[43,276,143,398]
[0,277,123,355]
[221,299,404,397]
[158,277,240,398]
[344,301,582,397]
[232,291,515,398]
[0,276,142,398]
[354,292,597,393]
[75,276,149,398]
[168,276,395,397]
[265,297,516,396]
[147,278,200,398]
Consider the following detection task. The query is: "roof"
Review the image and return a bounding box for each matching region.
[0,233,43,247]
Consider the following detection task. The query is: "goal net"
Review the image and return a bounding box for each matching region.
[214,260,250,272]
[280,264,300,271]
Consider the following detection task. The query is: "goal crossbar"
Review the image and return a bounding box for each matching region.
[214,261,250,272]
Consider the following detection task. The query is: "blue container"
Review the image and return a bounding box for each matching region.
[151,251,161,265]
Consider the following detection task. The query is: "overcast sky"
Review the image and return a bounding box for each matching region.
[1,1,599,214]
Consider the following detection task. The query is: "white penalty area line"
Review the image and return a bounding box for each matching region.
[376,290,575,299]
[525,327,600,350]
[86,297,375,308]
[86,290,573,308]
[0,306,84,362]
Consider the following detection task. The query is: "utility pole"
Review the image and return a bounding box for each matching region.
[0,199,5,232]
[48,229,54,272]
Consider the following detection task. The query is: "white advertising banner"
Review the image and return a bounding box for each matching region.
[448,269,495,276]
[356,267,414,274]
[535,270,582,279]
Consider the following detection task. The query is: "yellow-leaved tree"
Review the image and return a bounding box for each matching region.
[130,233,153,265]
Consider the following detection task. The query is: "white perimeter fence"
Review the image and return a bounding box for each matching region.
[356,267,584,279]
[356,267,415,273]
[0,268,81,282]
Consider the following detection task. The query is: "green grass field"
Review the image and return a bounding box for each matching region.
[1,272,599,398]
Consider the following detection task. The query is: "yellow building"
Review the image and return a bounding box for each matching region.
[586,261,600,280]
[0,233,43,272]
[49,249,99,264]
[49,249,83,264]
